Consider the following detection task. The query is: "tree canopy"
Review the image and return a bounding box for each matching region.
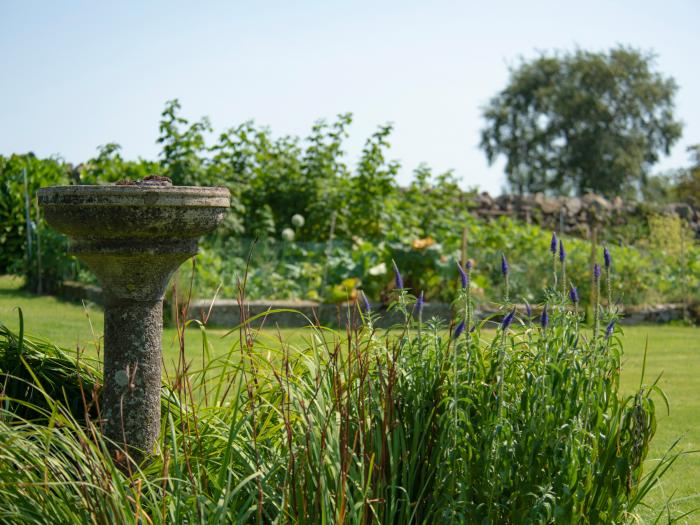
[675,144,700,205]
[480,47,683,197]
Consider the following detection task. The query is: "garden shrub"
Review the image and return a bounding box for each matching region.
[2,102,698,310]
[0,245,676,524]
[0,154,68,281]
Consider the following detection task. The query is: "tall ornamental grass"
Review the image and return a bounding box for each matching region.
[0,242,678,524]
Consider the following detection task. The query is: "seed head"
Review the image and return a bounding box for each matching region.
[569,286,579,304]
[453,320,466,339]
[392,260,404,290]
[605,320,615,339]
[361,291,371,314]
[540,304,549,329]
[457,261,468,289]
[415,291,424,317]
[281,228,295,242]
[550,232,558,254]
[603,246,611,269]
[501,308,516,330]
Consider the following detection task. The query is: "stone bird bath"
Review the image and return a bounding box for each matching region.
[38,178,229,459]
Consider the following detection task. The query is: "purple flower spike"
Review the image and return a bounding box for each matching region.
[525,302,532,318]
[457,262,468,289]
[594,263,601,281]
[605,320,615,339]
[550,232,558,254]
[569,286,579,304]
[392,260,404,290]
[415,291,424,317]
[501,254,509,277]
[559,240,566,263]
[540,304,549,329]
[466,259,473,270]
[361,291,371,314]
[453,320,466,339]
[604,247,611,269]
[501,308,516,330]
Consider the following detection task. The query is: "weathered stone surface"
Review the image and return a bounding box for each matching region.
[465,191,700,239]
[39,180,230,460]
[187,298,691,328]
[103,298,163,453]
[565,197,582,215]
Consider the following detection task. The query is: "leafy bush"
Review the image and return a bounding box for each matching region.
[180,216,699,315]
[0,255,676,523]
[0,154,76,292]
[2,101,698,311]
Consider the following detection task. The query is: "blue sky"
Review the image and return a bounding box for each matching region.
[1,0,698,194]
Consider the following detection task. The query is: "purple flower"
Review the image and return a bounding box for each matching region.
[457,262,468,289]
[453,320,466,339]
[501,308,516,330]
[594,263,601,281]
[466,259,473,270]
[361,291,371,313]
[525,302,532,318]
[392,260,404,290]
[540,304,549,329]
[550,232,558,254]
[603,247,611,269]
[501,254,509,277]
[559,240,566,263]
[605,320,615,339]
[415,291,424,317]
[569,286,579,304]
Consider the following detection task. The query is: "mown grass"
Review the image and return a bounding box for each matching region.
[1,274,699,521]
[0,275,310,364]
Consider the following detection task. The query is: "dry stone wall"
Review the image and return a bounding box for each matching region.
[470,192,700,238]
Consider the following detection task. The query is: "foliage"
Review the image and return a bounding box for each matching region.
[675,144,700,206]
[2,101,698,310]
[75,143,158,184]
[0,260,678,524]
[157,99,212,186]
[480,46,683,197]
[181,216,700,312]
[0,154,75,292]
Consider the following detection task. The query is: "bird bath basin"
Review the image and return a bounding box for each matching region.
[38,178,229,460]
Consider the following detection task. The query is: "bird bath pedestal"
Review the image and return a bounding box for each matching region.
[38,180,229,460]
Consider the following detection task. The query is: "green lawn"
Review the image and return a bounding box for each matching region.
[1,275,698,521]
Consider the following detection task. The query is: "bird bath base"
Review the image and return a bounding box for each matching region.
[39,179,229,461]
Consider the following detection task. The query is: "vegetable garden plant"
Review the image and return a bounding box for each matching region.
[0,240,678,524]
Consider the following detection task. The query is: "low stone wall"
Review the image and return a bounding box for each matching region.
[187,299,691,328]
[60,280,104,305]
[56,281,692,327]
[470,192,700,239]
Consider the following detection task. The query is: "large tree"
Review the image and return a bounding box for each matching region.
[675,144,700,205]
[480,47,683,197]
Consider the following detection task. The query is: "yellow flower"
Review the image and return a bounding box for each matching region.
[411,237,436,250]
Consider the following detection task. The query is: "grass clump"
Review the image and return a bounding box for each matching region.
[0,250,679,524]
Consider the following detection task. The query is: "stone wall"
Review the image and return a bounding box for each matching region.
[187,299,693,328]
[58,281,694,327]
[470,192,700,238]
